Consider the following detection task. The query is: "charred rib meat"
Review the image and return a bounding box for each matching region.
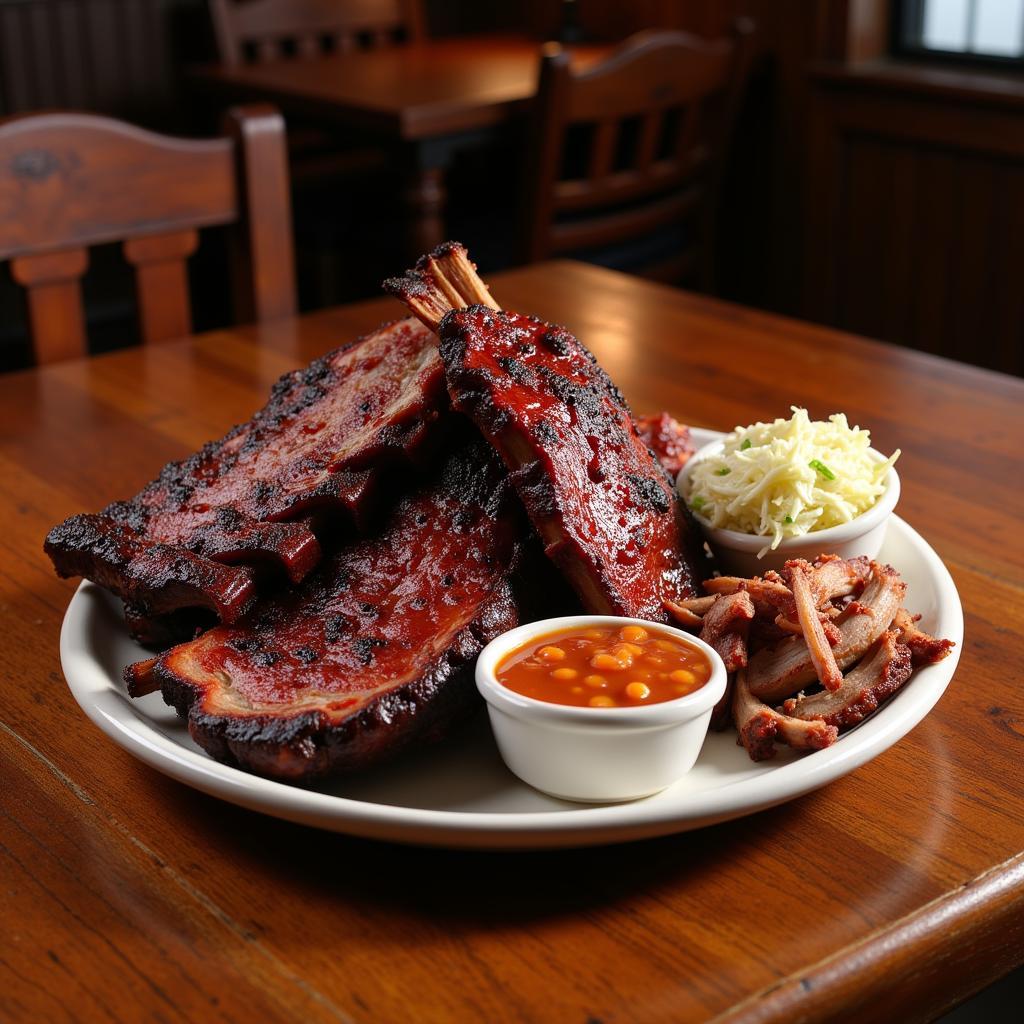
[46,317,446,628]
[386,244,705,620]
[140,436,523,782]
[636,412,694,478]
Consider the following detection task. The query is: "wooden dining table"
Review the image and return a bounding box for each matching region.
[2,261,1022,1023]
[191,36,611,254]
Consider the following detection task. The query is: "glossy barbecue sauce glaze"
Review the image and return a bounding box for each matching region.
[496,624,711,708]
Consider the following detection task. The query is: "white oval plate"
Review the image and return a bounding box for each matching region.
[59,429,963,849]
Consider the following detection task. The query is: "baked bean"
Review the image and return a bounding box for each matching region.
[619,625,649,643]
[538,645,566,661]
[625,681,651,700]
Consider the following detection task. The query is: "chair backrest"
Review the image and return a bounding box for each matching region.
[521,23,753,285]
[209,0,424,66]
[0,105,296,365]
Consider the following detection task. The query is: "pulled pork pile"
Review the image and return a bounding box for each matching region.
[666,555,954,761]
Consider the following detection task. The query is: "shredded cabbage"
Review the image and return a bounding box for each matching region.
[680,408,899,557]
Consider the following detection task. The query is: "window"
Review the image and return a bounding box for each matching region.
[896,0,1024,62]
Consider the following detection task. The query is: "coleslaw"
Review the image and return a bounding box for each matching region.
[680,408,900,554]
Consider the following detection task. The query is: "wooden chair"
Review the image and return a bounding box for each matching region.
[0,105,296,366]
[521,23,754,287]
[209,0,424,65]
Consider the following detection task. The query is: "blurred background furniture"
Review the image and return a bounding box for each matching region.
[0,1,1022,377]
[207,1,429,308]
[191,35,613,259]
[207,0,422,182]
[521,24,752,286]
[209,0,424,63]
[0,104,295,365]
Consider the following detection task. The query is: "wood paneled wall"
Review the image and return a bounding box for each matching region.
[804,69,1024,376]
[0,0,209,126]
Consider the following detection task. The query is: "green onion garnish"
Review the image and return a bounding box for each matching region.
[691,495,706,510]
[740,439,752,450]
[715,467,730,476]
[809,459,836,481]
[784,515,794,524]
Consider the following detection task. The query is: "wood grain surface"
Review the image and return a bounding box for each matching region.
[1,261,1022,1023]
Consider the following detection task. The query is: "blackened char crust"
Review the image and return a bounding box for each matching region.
[45,317,447,631]
[160,580,516,780]
[436,305,706,620]
[147,435,524,782]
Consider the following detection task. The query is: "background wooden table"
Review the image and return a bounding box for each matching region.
[191,37,611,253]
[2,262,1022,1023]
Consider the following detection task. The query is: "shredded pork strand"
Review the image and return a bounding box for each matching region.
[699,591,755,672]
[807,554,872,604]
[672,595,719,615]
[774,613,841,644]
[782,630,914,730]
[733,669,838,761]
[785,560,844,692]
[664,601,703,629]
[704,576,790,619]
[893,608,955,666]
[746,561,906,702]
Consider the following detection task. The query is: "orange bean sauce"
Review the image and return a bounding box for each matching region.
[495,624,711,708]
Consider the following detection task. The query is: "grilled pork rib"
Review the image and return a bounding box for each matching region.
[440,307,705,618]
[46,317,446,630]
[140,436,523,781]
[386,243,705,620]
[635,412,694,478]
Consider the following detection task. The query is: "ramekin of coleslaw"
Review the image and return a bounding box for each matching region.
[677,408,900,575]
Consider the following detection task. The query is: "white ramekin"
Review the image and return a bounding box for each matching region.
[475,616,727,803]
[677,441,900,577]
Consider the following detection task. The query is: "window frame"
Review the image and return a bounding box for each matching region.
[892,0,1024,68]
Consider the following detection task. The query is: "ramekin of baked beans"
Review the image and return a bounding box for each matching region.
[476,616,726,802]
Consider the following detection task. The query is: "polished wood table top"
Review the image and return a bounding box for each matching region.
[2,262,1022,1023]
[193,36,610,140]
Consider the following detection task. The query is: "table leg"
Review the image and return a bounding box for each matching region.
[401,132,492,259]
[404,165,447,256]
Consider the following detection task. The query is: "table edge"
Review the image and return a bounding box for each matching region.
[712,850,1024,1024]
